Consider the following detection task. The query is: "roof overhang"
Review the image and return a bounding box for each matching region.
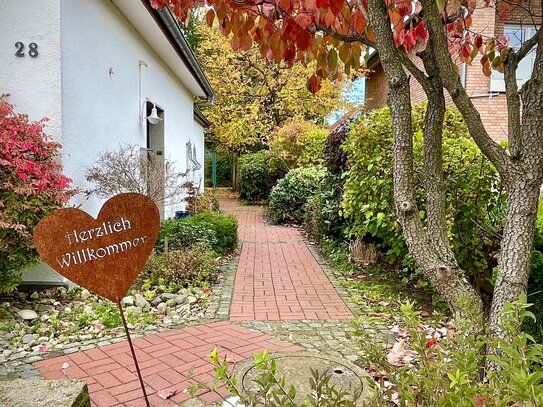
[112,0,214,100]
[194,106,211,128]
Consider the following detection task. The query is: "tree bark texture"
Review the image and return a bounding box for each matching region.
[421,0,543,342]
[367,0,484,320]
[490,34,543,333]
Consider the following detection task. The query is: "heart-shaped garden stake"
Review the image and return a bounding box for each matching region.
[33,193,160,302]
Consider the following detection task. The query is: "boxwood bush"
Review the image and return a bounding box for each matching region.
[183,212,238,254]
[268,166,326,224]
[157,212,237,254]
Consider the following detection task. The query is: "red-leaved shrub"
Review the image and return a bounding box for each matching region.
[0,98,73,292]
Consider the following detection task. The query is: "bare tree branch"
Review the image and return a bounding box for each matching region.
[85,144,191,208]
[421,0,512,180]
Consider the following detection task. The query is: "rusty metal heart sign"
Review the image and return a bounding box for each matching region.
[33,193,160,302]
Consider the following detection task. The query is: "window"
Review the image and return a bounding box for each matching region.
[490,25,538,92]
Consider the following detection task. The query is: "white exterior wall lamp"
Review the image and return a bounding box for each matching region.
[145,102,163,124]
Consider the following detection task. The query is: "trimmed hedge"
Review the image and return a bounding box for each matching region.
[157,212,238,254]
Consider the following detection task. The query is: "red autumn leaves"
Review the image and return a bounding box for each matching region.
[154,0,516,90]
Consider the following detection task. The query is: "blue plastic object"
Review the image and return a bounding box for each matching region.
[174,210,194,220]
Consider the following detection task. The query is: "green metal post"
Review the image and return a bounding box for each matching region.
[211,151,217,187]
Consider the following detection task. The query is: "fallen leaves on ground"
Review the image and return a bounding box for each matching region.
[158,389,177,399]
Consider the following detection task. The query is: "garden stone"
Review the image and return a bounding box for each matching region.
[165,298,177,306]
[121,296,134,306]
[17,309,37,320]
[83,305,94,315]
[156,303,169,315]
[64,307,72,313]
[125,306,142,315]
[4,333,14,341]
[151,297,162,307]
[161,293,176,301]
[30,292,40,300]
[40,314,50,322]
[79,289,91,301]
[134,294,150,310]
[177,304,191,315]
[187,296,197,304]
[0,379,90,407]
[40,304,55,313]
[18,292,26,301]
[9,306,21,314]
[22,334,38,344]
[175,295,188,305]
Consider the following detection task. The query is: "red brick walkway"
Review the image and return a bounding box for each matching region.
[222,199,353,321]
[34,321,301,407]
[34,198,352,406]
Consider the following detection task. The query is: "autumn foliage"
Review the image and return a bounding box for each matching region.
[0,100,72,292]
[152,0,513,92]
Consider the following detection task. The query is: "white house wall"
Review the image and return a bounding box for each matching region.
[60,0,203,218]
[0,0,62,140]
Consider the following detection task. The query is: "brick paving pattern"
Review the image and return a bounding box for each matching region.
[32,197,354,406]
[224,200,353,321]
[34,321,301,407]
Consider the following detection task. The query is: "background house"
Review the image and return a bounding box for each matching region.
[364,0,540,143]
[0,0,214,284]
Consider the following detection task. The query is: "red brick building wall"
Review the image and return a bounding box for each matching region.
[363,0,540,143]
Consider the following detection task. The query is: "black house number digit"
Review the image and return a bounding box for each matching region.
[14,42,39,58]
[14,42,24,57]
[28,43,38,58]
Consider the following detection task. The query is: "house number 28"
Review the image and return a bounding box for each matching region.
[14,42,38,58]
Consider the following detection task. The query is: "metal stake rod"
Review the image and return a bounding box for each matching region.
[117,300,150,407]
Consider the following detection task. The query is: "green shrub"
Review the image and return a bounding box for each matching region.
[141,242,219,289]
[268,166,326,224]
[342,104,505,280]
[239,151,271,202]
[157,212,237,254]
[526,249,543,341]
[534,206,543,252]
[183,212,238,254]
[304,171,350,242]
[157,218,218,253]
[359,296,543,406]
[267,119,328,175]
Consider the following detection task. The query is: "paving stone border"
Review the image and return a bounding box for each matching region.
[203,244,241,321]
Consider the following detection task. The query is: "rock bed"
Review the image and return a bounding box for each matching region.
[0,285,211,366]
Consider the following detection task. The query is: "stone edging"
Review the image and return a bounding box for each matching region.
[202,243,241,321]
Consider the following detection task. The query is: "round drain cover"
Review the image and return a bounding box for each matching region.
[233,352,373,405]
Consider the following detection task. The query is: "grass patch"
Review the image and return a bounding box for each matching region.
[320,237,448,324]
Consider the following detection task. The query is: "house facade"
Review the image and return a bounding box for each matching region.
[364,1,540,143]
[0,0,214,284]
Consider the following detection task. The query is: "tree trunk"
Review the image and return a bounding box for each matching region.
[489,56,543,336]
[489,182,541,333]
[367,0,484,320]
